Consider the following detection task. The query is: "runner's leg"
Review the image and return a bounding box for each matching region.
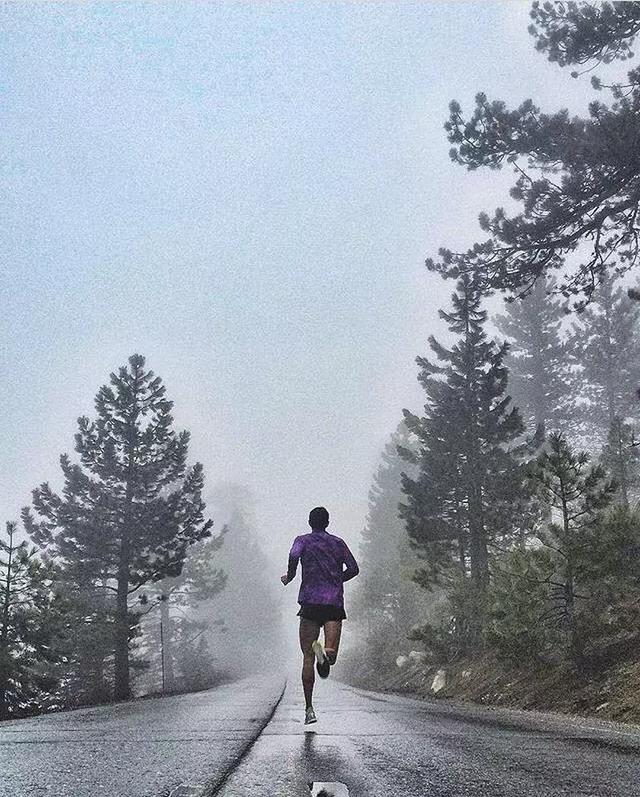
[323,620,342,665]
[299,618,321,708]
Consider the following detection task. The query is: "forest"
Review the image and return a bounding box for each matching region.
[0,355,279,719]
[5,1,640,723]
[346,2,640,720]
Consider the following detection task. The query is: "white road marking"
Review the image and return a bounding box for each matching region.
[308,782,350,796]
[168,785,205,796]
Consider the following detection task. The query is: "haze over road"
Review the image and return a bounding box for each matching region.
[1,677,639,796]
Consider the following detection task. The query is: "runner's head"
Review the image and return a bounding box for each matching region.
[309,506,329,529]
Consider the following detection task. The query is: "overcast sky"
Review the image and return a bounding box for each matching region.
[1,2,603,569]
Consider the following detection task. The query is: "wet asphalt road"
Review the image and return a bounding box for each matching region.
[0,675,284,797]
[217,677,640,797]
[1,674,640,796]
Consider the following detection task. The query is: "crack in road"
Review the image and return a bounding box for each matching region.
[206,679,287,797]
[163,679,288,797]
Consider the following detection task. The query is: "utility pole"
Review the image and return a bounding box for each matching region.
[159,596,166,695]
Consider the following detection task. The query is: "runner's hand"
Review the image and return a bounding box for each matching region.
[280,574,289,585]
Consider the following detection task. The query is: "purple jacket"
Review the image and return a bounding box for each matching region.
[287,528,359,607]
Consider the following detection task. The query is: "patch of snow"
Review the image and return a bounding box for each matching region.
[431,668,447,694]
[408,650,427,664]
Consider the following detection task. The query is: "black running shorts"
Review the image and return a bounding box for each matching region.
[297,603,347,623]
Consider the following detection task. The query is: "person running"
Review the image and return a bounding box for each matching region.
[281,506,359,725]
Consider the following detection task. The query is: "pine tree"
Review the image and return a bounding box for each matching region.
[495,277,571,432]
[530,2,640,66]
[600,418,640,508]
[23,455,117,708]
[401,275,526,643]
[487,547,558,664]
[351,424,431,661]
[208,487,280,675]
[575,505,640,669]
[570,278,640,443]
[141,531,226,693]
[0,522,64,719]
[23,355,213,701]
[54,583,114,708]
[170,619,220,692]
[427,3,640,304]
[529,432,617,669]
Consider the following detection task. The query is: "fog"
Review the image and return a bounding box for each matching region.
[4,8,640,797]
[1,2,600,557]
[1,1,631,700]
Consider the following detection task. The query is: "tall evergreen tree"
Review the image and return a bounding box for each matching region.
[401,276,526,642]
[0,522,64,719]
[351,424,430,660]
[23,355,213,700]
[495,277,571,432]
[529,432,617,668]
[570,277,640,443]
[208,485,280,676]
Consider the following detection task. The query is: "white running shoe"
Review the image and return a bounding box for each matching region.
[312,640,330,679]
[305,706,317,724]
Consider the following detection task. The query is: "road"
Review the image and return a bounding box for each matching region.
[0,676,284,797]
[1,674,639,796]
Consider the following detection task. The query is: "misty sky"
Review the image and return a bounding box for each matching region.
[1,2,602,570]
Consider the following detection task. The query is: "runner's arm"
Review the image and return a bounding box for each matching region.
[341,542,359,582]
[282,537,303,585]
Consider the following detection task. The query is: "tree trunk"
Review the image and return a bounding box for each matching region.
[0,535,13,649]
[0,530,15,719]
[614,421,629,507]
[114,466,133,699]
[114,474,133,700]
[564,557,585,672]
[462,306,489,648]
[114,397,139,702]
[458,537,467,576]
[467,481,489,651]
[560,486,584,671]
[159,596,175,692]
[468,483,489,593]
[113,553,130,700]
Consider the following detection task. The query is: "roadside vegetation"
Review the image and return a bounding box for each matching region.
[6,0,640,726]
[1,355,277,719]
[346,2,640,724]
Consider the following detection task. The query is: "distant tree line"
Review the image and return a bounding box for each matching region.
[351,2,640,685]
[0,354,277,720]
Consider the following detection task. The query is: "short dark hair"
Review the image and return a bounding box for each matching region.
[309,506,329,529]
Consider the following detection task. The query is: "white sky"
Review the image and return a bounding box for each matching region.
[0,2,608,567]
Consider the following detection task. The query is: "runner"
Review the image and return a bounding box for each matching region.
[281,506,359,725]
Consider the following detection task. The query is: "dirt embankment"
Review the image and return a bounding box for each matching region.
[343,651,640,725]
